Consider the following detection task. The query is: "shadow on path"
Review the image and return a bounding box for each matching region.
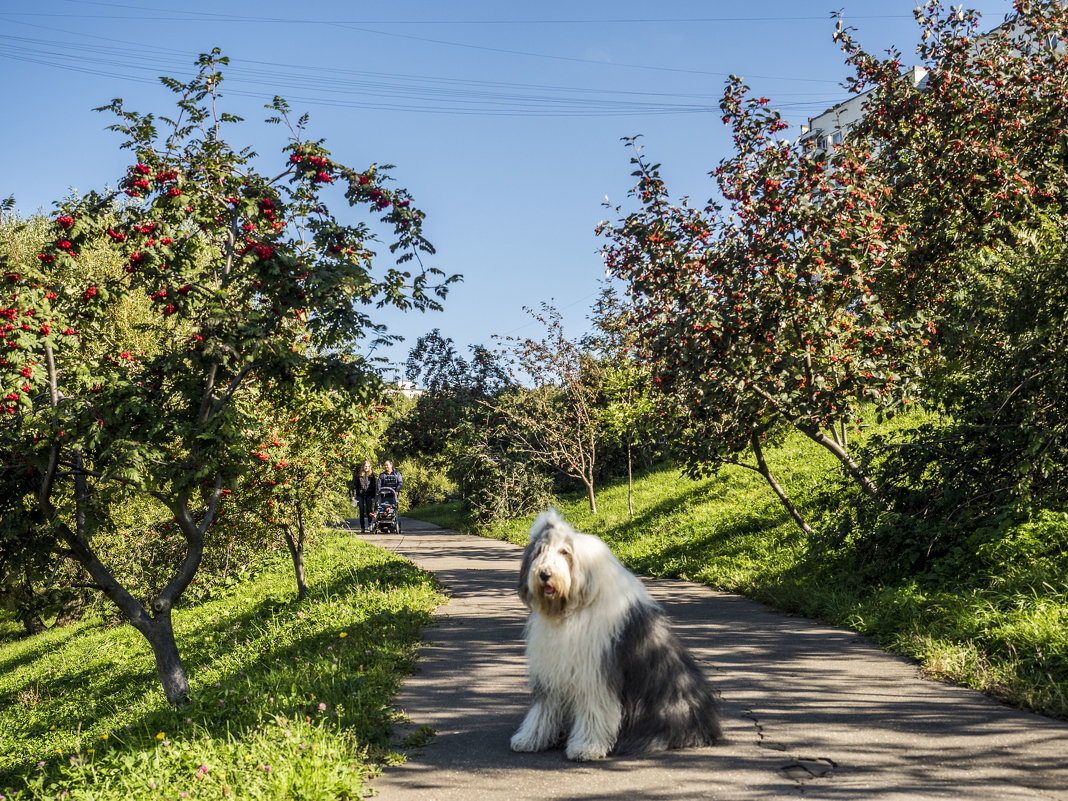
[354,521,1068,801]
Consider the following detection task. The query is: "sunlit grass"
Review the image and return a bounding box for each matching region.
[0,531,445,799]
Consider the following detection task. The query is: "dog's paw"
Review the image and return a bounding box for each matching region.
[565,742,609,762]
[510,731,544,753]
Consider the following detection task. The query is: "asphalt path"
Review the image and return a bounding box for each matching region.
[349,517,1068,800]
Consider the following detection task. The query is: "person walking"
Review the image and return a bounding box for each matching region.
[378,459,403,499]
[352,460,377,534]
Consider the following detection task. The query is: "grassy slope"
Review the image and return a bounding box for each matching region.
[0,530,445,800]
[411,423,1068,719]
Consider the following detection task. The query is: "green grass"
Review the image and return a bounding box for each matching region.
[408,423,1068,720]
[0,530,446,800]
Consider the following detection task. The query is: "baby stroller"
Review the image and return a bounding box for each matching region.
[370,486,401,535]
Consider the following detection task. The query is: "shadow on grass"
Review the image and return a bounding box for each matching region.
[0,538,442,783]
[0,620,94,690]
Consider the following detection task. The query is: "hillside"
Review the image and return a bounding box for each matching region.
[411,422,1068,720]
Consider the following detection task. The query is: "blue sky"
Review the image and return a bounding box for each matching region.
[1,0,1014,376]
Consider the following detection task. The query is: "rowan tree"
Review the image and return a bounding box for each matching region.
[238,380,366,600]
[599,111,926,527]
[833,0,1068,505]
[602,1,1068,530]
[0,50,454,703]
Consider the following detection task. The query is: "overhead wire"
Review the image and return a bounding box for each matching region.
[9,1,912,26]
[0,9,853,118]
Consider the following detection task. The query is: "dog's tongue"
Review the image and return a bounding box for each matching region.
[544,585,556,595]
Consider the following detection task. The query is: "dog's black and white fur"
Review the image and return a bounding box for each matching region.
[510,508,723,761]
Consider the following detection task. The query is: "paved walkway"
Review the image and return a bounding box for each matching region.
[350,518,1068,800]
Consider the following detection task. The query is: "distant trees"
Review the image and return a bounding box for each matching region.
[0,51,454,702]
[391,306,635,521]
[394,329,511,462]
[490,304,603,513]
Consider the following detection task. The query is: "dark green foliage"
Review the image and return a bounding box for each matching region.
[451,425,554,524]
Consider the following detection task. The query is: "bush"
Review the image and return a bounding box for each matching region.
[809,414,1064,583]
[395,458,456,512]
[455,447,553,525]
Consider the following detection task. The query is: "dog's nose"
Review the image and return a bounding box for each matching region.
[539,569,552,582]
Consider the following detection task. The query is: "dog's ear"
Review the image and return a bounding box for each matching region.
[517,537,541,604]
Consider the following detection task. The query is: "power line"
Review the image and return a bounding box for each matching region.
[6,1,912,26]
[3,6,848,86]
[332,23,843,83]
[0,31,846,118]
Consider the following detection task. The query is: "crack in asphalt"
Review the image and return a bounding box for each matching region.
[746,705,838,792]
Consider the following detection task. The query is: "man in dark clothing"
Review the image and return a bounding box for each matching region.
[378,459,403,497]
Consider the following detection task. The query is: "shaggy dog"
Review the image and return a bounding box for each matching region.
[510,509,723,761]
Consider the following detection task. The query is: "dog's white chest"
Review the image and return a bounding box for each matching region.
[525,607,623,690]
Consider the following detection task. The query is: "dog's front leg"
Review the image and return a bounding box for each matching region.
[564,696,621,761]
[511,696,566,753]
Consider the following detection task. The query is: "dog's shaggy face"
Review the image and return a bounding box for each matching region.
[518,511,587,618]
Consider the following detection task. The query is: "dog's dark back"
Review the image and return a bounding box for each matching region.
[608,600,724,753]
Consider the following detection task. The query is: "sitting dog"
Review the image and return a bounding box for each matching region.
[510,508,723,761]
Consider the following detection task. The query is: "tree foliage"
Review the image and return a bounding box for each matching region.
[836,0,1068,508]
[490,304,602,513]
[585,283,657,516]
[392,329,511,461]
[600,1,1068,531]
[237,381,366,600]
[0,50,455,702]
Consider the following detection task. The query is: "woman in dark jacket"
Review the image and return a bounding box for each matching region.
[351,460,377,533]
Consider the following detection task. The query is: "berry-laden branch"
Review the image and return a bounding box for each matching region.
[1,49,457,703]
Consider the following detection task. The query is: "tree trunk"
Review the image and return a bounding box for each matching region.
[586,481,597,515]
[35,387,206,706]
[800,424,890,511]
[21,614,46,636]
[53,598,81,628]
[140,610,191,704]
[283,523,308,601]
[69,543,193,705]
[751,433,816,537]
[17,567,46,635]
[55,506,197,705]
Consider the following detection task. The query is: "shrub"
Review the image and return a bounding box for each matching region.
[395,458,456,512]
[455,446,553,525]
